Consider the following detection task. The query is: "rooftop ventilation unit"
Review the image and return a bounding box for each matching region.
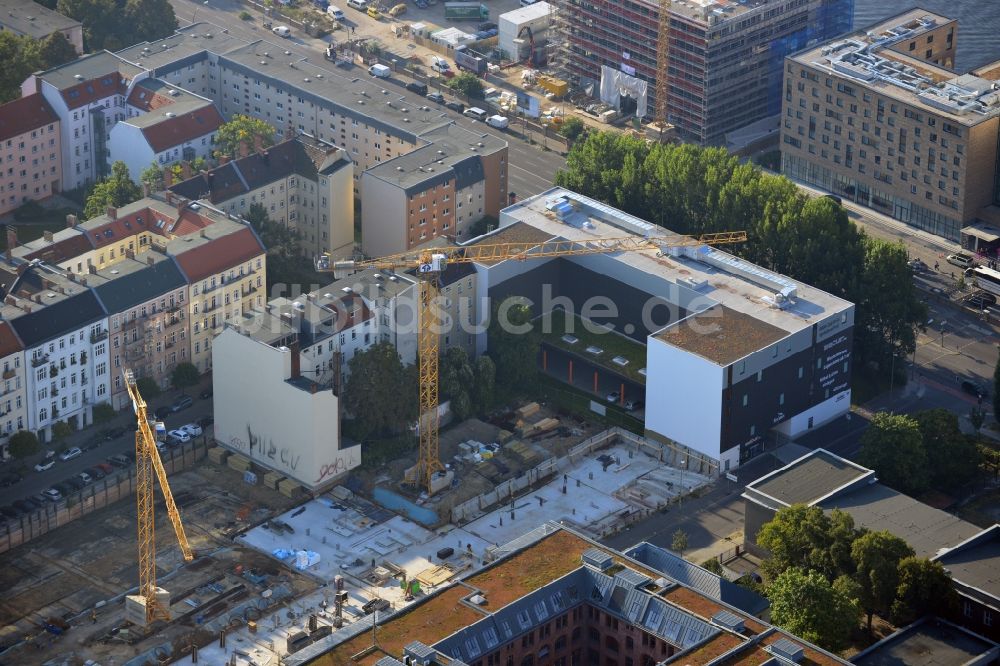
[581,548,613,571]
[686,246,798,303]
[769,638,804,663]
[403,641,438,666]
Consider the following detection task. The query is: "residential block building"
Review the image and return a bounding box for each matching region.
[780,9,1000,241]
[0,323,27,458]
[361,123,508,257]
[0,93,61,215]
[169,134,354,260]
[553,0,853,144]
[109,79,224,182]
[934,525,1000,642]
[0,0,83,54]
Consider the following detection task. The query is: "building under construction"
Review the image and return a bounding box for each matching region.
[551,0,853,145]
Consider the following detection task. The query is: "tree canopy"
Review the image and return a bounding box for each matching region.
[446,72,485,99]
[858,412,929,495]
[343,342,418,440]
[912,409,979,492]
[487,298,540,392]
[244,203,321,293]
[891,556,956,625]
[756,504,860,582]
[8,430,40,459]
[851,530,915,632]
[768,568,860,651]
[170,362,200,391]
[0,32,78,103]
[215,115,276,158]
[84,161,143,219]
[57,0,176,51]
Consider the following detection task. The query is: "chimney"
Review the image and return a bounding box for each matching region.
[125,248,135,259]
[65,213,78,228]
[43,230,53,242]
[200,229,207,239]
[67,272,76,282]
[181,161,193,180]
[253,135,265,152]
[164,168,174,188]
[142,181,151,197]
[34,294,42,304]
[3,247,9,263]
[289,340,301,379]
[80,277,87,286]
[106,206,117,220]
[238,140,250,158]
[4,227,15,251]
[147,255,154,266]
[88,264,97,275]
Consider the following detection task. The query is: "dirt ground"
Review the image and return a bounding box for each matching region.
[0,457,314,665]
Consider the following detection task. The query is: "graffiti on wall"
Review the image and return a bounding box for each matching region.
[315,450,359,484]
[239,425,301,472]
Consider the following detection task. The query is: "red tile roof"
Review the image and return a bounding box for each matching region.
[172,227,264,282]
[0,94,59,142]
[0,321,23,358]
[21,229,93,264]
[61,74,128,110]
[126,84,175,112]
[140,105,224,153]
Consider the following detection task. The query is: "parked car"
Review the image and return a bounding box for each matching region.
[198,415,214,428]
[43,488,63,502]
[907,258,928,272]
[107,454,132,468]
[53,482,73,496]
[426,91,445,103]
[200,388,213,400]
[180,423,203,437]
[59,447,83,461]
[14,498,40,513]
[168,429,191,444]
[62,477,85,491]
[0,472,22,486]
[77,471,93,485]
[272,25,291,38]
[477,20,497,30]
[445,100,464,113]
[34,460,55,472]
[406,81,428,96]
[624,399,644,412]
[960,379,987,400]
[605,391,620,403]
[947,253,976,269]
[95,462,114,475]
[103,427,126,441]
[822,193,843,205]
[171,395,194,412]
[366,5,380,18]
[0,506,20,519]
[87,466,106,480]
[154,406,172,420]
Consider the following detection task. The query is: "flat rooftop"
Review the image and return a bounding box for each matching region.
[791,9,1000,126]
[656,304,787,366]
[115,21,251,69]
[36,50,144,91]
[746,448,870,507]
[853,618,999,666]
[934,525,1000,603]
[497,188,852,341]
[0,0,80,39]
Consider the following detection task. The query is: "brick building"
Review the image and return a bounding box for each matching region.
[0,93,61,215]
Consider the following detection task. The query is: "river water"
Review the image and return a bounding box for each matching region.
[853,0,1000,72]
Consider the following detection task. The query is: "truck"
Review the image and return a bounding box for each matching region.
[454,46,487,76]
[444,2,488,21]
[486,115,509,129]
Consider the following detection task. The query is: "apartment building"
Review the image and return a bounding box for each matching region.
[22,52,146,189]
[0,0,83,54]
[0,262,111,442]
[0,323,27,459]
[361,123,508,257]
[89,253,190,408]
[554,0,853,144]
[169,134,355,259]
[781,9,1000,241]
[171,219,267,373]
[109,79,224,182]
[0,93,61,215]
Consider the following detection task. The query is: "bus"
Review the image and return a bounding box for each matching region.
[967,265,1000,298]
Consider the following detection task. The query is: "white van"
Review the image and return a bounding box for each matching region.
[431,56,451,73]
[368,63,391,79]
[486,115,509,129]
[327,5,346,19]
[347,0,367,9]
[272,25,291,37]
[464,107,488,121]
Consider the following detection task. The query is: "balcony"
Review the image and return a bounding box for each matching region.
[31,354,49,368]
[2,369,15,380]
[90,330,108,343]
[164,315,185,329]
[242,285,258,298]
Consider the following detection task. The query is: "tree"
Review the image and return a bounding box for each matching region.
[700,558,724,575]
[912,409,979,491]
[768,568,860,651]
[91,402,116,424]
[558,117,586,143]
[851,530,915,632]
[140,162,164,192]
[52,421,73,442]
[445,72,485,99]
[756,504,860,581]
[487,298,540,392]
[170,362,200,392]
[970,406,986,432]
[472,356,496,414]
[32,32,77,69]
[440,347,475,421]
[124,0,178,44]
[215,115,276,158]
[245,203,316,292]
[0,33,40,103]
[84,161,142,219]
[858,412,929,495]
[979,443,1000,480]
[136,376,161,400]
[8,430,40,459]
[58,0,175,51]
[891,556,956,626]
[343,342,418,439]
[671,529,688,554]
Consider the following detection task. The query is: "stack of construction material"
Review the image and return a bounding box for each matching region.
[278,478,304,499]
[533,417,560,434]
[295,550,321,570]
[517,402,541,419]
[228,453,252,472]
[207,446,230,465]
[262,470,285,491]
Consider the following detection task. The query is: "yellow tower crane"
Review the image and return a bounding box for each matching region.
[124,368,194,626]
[319,230,746,495]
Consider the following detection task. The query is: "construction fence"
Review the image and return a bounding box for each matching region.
[0,440,208,556]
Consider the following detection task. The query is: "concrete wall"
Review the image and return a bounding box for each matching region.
[211,327,361,490]
[360,173,406,257]
[323,167,355,258]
